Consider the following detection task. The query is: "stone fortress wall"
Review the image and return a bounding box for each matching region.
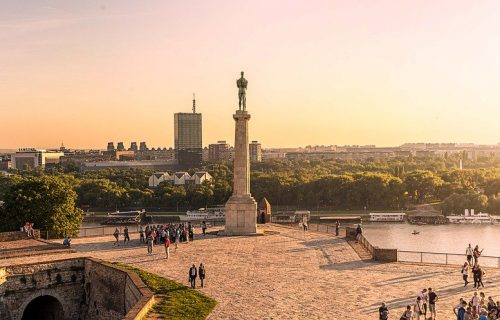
[0,257,154,320]
[0,230,40,242]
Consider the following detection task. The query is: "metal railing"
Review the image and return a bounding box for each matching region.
[398,250,500,268]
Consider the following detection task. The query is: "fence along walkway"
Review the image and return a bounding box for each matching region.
[398,250,500,268]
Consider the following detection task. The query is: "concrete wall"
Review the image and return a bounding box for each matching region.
[345,227,397,262]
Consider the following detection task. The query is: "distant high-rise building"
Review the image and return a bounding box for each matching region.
[139,142,148,151]
[174,96,202,168]
[107,142,115,151]
[130,142,138,152]
[209,141,231,162]
[250,141,262,162]
[116,142,125,151]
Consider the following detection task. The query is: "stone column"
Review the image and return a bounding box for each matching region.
[224,110,258,234]
[232,111,251,196]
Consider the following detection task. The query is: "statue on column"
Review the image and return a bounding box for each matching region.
[237,71,248,111]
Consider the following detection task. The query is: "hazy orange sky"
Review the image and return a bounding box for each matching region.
[1,0,500,149]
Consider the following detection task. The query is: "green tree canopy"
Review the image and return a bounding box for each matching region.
[404,170,443,204]
[441,192,488,216]
[0,176,83,237]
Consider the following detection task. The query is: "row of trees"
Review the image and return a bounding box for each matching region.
[1,157,500,236]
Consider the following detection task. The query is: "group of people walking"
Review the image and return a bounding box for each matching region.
[463,244,485,288]
[453,293,500,319]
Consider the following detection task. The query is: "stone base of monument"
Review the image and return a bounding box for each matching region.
[218,194,264,236]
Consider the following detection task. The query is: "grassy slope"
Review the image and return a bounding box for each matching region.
[115,263,217,320]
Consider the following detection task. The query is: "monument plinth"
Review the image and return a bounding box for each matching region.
[222,71,260,235]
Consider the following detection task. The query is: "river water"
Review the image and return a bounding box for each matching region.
[362,223,500,257]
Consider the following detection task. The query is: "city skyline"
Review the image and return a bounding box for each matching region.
[2,1,500,149]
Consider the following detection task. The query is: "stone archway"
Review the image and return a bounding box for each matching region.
[21,295,64,320]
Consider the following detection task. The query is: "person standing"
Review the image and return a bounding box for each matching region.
[335,220,340,236]
[455,301,467,320]
[189,264,197,288]
[355,224,363,242]
[202,221,207,235]
[146,233,153,255]
[164,236,170,259]
[123,226,130,244]
[417,288,428,318]
[198,263,206,288]
[473,245,483,265]
[473,264,485,289]
[414,296,424,320]
[113,228,120,246]
[466,244,473,265]
[378,302,388,320]
[428,287,438,320]
[462,262,470,286]
[139,226,145,243]
[175,228,180,250]
[471,291,480,314]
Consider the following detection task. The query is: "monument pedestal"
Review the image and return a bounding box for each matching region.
[223,194,259,235]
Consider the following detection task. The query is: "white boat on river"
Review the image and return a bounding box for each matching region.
[447,209,495,224]
[180,207,225,221]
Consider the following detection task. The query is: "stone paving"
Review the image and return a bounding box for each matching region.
[2,225,500,319]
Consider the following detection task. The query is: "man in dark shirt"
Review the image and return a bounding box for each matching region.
[378,302,388,320]
[189,264,197,289]
[428,287,438,320]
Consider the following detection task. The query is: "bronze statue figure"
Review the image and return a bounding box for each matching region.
[237,71,248,111]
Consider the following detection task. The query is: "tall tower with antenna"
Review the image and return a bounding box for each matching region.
[192,93,196,113]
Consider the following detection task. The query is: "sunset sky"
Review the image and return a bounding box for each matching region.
[1,0,500,149]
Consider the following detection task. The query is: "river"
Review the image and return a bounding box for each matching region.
[362,222,500,257]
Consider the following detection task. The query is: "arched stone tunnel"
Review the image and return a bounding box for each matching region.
[21,295,65,320]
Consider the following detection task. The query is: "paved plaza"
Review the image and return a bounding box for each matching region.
[2,225,500,319]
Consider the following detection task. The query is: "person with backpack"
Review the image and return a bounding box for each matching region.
[379,302,389,320]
